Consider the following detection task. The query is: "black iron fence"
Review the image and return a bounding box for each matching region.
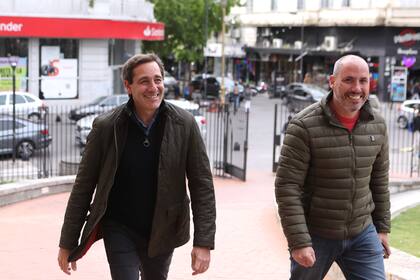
[2,99,418,183]
[0,102,250,182]
[273,101,420,178]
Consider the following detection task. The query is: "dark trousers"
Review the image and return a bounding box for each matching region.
[102,219,173,280]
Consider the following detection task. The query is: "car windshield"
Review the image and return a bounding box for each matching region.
[188,109,201,116]
[306,85,327,100]
[89,96,107,105]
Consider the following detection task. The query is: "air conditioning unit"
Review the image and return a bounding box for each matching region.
[324,36,337,51]
[231,28,241,39]
[261,28,271,37]
[272,38,283,48]
[262,39,271,48]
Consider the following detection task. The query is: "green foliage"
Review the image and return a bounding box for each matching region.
[144,0,239,63]
[390,205,420,257]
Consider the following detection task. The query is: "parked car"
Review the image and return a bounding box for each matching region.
[215,77,245,102]
[164,71,180,99]
[0,114,51,159]
[68,94,129,121]
[285,83,328,112]
[268,83,287,99]
[0,91,47,121]
[397,99,420,129]
[166,99,207,139]
[189,74,221,100]
[75,113,98,146]
[368,94,381,112]
[75,99,207,146]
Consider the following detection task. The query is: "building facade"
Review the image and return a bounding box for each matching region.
[0,0,164,105]
[231,0,420,101]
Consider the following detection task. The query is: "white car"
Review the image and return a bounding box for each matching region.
[76,99,207,146]
[397,99,420,129]
[0,91,47,121]
[75,114,98,146]
[165,99,207,139]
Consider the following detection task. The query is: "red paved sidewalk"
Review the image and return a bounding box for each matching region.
[0,171,291,280]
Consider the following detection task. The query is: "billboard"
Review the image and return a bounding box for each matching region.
[40,46,78,99]
[0,57,27,91]
[390,66,408,102]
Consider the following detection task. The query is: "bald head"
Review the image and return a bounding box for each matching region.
[329,54,370,118]
[333,55,369,77]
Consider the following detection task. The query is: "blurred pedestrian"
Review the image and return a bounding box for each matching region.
[233,81,240,113]
[275,54,390,280]
[57,53,216,280]
[303,73,313,84]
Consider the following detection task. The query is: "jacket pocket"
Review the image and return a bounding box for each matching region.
[167,197,190,236]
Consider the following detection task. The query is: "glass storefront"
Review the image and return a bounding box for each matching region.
[0,38,29,92]
[39,39,79,99]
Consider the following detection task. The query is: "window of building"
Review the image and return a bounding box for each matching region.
[399,0,420,7]
[247,0,253,12]
[271,0,278,11]
[342,0,351,7]
[108,39,135,95]
[0,38,29,92]
[39,39,79,99]
[297,0,305,10]
[320,0,333,8]
[0,94,6,105]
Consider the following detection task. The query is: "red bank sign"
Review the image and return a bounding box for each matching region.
[0,16,164,40]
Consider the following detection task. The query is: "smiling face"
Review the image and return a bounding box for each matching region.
[329,55,370,118]
[124,61,164,119]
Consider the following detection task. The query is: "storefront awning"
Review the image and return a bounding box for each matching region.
[0,16,164,40]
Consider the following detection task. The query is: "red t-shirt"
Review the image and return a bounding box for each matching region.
[335,111,360,132]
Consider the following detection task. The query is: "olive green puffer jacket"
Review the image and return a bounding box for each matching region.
[275,93,390,251]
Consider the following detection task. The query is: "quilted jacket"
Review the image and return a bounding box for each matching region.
[275,92,390,251]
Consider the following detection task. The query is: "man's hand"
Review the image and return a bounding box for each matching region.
[291,247,316,268]
[191,246,210,275]
[58,247,77,275]
[378,233,391,258]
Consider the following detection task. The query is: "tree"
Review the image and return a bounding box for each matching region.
[144,0,239,64]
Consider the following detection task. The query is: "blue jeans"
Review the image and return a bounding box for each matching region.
[102,219,173,280]
[290,223,385,280]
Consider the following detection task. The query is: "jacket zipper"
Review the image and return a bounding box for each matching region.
[346,131,357,238]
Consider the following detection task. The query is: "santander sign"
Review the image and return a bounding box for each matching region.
[0,21,23,32]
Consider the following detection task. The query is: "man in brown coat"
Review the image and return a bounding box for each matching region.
[275,54,390,279]
[57,53,216,280]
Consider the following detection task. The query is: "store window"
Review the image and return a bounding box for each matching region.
[0,38,29,92]
[108,39,135,94]
[39,39,79,99]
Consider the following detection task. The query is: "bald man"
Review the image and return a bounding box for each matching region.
[275,55,390,280]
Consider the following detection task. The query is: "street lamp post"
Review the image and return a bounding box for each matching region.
[9,58,17,162]
[299,21,304,82]
[220,0,227,104]
[203,0,209,99]
[290,11,305,82]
